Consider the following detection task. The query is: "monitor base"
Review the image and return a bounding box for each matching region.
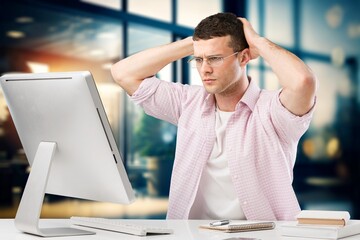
[14,142,95,237]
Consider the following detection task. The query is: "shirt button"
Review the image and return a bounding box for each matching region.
[243,201,247,205]
[234,175,239,179]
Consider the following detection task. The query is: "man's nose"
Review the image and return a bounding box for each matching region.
[199,61,213,73]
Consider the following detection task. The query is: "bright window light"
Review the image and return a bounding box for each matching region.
[26,62,49,73]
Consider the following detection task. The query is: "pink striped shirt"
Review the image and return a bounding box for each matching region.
[131,76,314,221]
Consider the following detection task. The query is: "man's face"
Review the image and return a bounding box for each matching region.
[193,36,244,96]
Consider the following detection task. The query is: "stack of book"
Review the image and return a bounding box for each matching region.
[281,210,360,239]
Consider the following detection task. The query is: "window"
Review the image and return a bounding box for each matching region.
[128,0,171,22]
[264,0,294,47]
[247,0,360,217]
[177,0,222,27]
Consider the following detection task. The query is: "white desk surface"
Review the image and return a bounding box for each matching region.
[1,219,360,240]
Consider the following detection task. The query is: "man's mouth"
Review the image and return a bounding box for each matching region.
[203,78,215,82]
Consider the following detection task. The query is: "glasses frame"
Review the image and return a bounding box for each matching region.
[188,51,239,68]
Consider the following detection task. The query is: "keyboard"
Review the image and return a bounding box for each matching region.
[70,216,174,236]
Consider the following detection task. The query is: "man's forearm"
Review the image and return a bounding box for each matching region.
[111,37,193,95]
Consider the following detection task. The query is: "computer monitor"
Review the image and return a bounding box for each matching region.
[0,71,135,237]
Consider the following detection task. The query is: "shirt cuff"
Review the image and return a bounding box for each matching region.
[130,76,162,105]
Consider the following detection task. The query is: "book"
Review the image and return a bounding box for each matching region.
[199,221,275,233]
[297,210,350,226]
[281,220,360,239]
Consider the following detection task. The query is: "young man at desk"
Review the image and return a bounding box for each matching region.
[111,13,317,221]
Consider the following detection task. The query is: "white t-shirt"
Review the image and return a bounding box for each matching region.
[189,108,246,220]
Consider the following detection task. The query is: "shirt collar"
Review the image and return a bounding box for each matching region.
[204,93,216,114]
[204,78,261,112]
[236,78,261,112]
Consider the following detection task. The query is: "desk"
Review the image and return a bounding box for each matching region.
[1,219,360,240]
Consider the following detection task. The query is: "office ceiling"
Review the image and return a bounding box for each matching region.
[0,1,123,62]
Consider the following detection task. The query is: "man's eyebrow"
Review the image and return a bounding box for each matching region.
[193,53,222,58]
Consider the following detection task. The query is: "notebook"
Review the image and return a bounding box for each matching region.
[199,221,275,233]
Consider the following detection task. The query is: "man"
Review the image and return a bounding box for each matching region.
[111,13,317,220]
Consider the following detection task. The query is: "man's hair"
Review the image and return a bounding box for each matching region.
[193,12,249,52]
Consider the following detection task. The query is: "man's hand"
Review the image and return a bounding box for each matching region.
[238,17,261,60]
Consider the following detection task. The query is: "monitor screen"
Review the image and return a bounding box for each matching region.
[0,71,135,237]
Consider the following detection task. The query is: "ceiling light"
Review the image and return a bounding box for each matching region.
[81,18,93,24]
[331,47,345,67]
[325,5,343,29]
[6,31,25,39]
[348,23,360,38]
[16,16,34,23]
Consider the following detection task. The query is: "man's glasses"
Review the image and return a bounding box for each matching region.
[188,51,239,68]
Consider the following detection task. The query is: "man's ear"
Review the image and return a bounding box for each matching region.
[239,48,251,66]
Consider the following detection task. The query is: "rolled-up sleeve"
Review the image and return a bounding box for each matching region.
[130,76,185,125]
[270,90,316,145]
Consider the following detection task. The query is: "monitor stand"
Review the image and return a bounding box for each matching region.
[14,142,95,237]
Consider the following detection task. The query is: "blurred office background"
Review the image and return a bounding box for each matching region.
[0,0,359,219]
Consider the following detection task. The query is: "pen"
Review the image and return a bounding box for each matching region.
[210,219,230,226]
